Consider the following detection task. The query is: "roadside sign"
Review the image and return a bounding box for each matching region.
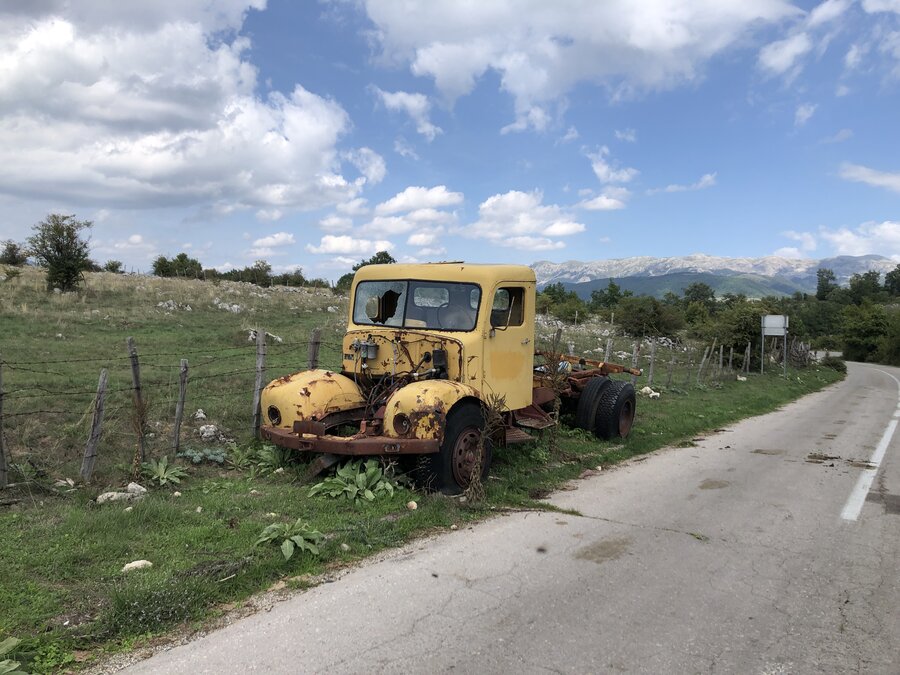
[762,315,789,336]
[761,315,789,376]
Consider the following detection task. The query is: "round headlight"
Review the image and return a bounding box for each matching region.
[393,412,411,436]
[267,405,282,426]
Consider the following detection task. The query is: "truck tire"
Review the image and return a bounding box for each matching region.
[594,380,636,440]
[419,403,492,495]
[574,376,612,432]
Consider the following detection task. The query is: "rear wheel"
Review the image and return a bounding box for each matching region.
[574,377,611,431]
[419,403,492,494]
[595,380,636,440]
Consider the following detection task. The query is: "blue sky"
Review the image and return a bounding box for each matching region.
[0,0,898,279]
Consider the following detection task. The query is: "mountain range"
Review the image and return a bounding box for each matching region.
[531,254,898,299]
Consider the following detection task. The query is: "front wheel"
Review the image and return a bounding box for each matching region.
[595,380,636,440]
[418,403,492,494]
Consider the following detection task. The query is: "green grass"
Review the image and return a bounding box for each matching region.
[0,268,844,671]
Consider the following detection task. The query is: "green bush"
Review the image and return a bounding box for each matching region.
[819,355,847,373]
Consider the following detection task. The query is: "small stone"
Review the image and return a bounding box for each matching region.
[173,491,182,497]
[450,524,458,531]
[192,409,207,421]
[249,489,260,495]
[458,496,467,504]
[340,543,351,552]
[124,506,133,513]
[596,465,603,472]
[266,512,277,518]
[126,482,147,495]
[274,467,285,474]
[122,560,153,572]
[195,506,203,513]
[406,500,418,511]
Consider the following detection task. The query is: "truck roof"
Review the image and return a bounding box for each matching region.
[353,262,536,285]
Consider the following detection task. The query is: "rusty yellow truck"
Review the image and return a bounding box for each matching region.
[260,262,638,493]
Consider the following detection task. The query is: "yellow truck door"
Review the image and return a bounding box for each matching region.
[482,282,535,411]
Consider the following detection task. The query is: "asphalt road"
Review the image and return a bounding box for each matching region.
[124,362,900,674]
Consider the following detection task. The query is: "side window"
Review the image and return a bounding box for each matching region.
[491,287,525,327]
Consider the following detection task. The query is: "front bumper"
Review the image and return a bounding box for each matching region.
[260,424,440,455]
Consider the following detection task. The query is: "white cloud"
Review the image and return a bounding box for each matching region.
[256,208,283,221]
[336,198,369,216]
[102,233,155,254]
[306,235,393,256]
[807,0,853,27]
[794,103,817,127]
[319,215,352,231]
[615,128,637,143]
[343,147,386,185]
[363,209,456,235]
[821,128,853,143]
[648,172,717,194]
[375,185,463,215]
[579,195,626,211]
[252,232,295,248]
[361,1,798,130]
[374,88,442,141]
[758,33,813,76]
[840,163,900,193]
[463,190,584,250]
[416,246,447,257]
[407,230,443,247]
[836,83,851,96]
[820,220,900,257]
[781,229,817,252]
[561,126,579,143]
[773,247,804,258]
[0,7,374,213]
[394,136,419,159]
[587,146,638,184]
[862,0,900,13]
[844,43,865,70]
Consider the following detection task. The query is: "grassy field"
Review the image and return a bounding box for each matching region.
[0,268,844,672]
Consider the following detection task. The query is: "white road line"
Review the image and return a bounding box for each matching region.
[841,367,900,522]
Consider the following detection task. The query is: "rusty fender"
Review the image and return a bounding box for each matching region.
[260,369,365,429]
[383,380,481,442]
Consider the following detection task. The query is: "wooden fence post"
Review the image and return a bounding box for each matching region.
[307,327,322,370]
[647,339,657,387]
[172,359,188,455]
[716,346,724,382]
[696,345,711,385]
[126,337,147,474]
[728,346,734,373]
[630,343,640,385]
[665,348,676,388]
[80,368,108,481]
[683,347,695,387]
[252,328,267,438]
[604,338,612,363]
[0,355,7,489]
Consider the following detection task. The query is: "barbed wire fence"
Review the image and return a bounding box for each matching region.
[0,328,349,487]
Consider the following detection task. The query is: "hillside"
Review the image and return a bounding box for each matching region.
[533,254,897,295]
[560,272,808,300]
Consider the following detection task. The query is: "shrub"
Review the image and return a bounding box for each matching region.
[27,214,93,292]
[309,459,398,503]
[255,519,324,561]
[141,456,188,486]
[819,355,847,373]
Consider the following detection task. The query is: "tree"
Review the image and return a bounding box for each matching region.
[589,279,626,310]
[617,296,683,336]
[27,214,93,291]
[152,252,203,278]
[103,260,124,274]
[816,268,837,300]
[885,264,900,296]
[336,250,397,292]
[848,270,882,305]
[683,282,716,313]
[841,302,888,362]
[0,240,28,266]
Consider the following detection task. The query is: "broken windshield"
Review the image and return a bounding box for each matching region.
[353,280,481,331]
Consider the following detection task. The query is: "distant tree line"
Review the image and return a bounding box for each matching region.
[3,213,399,296]
[537,268,900,367]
